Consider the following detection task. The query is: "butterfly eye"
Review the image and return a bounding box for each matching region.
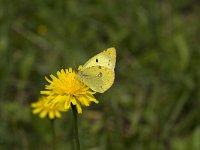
[96,59,98,63]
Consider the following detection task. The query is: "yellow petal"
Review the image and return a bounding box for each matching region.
[32,108,42,114]
[71,97,77,105]
[76,103,82,114]
[55,111,61,118]
[45,76,53,83]
[39,110,48,118]
[49,111,54,119]
[40,91,51,95]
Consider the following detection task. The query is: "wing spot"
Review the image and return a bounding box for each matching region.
[96,58,98,63]
[99,66,102,69]
[98,72,102,78]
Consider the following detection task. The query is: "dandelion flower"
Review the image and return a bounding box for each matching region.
[40,68,99,114]
[31,96,66,119]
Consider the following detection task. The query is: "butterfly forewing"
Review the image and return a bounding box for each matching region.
[81,47,116,71]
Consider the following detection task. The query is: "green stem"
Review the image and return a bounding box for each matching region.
[51,119,56,150]
[71,104,80,150]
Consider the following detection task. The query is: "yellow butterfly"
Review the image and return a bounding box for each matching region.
[77,47,116,93]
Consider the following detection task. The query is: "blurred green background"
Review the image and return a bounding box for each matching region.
[0,0,200,149]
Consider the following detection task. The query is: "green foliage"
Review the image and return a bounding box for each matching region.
[0,0,200,149]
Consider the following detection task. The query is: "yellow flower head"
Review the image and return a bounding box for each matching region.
[31,96,66,119]
[40,68,99,114]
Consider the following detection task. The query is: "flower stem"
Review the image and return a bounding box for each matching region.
[51,119,56,150]
[71,104,80,150]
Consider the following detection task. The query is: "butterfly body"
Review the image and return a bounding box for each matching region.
[77,47,116,93]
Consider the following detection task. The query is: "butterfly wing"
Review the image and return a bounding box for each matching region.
[77,66,115,93]
[81,47,116,71]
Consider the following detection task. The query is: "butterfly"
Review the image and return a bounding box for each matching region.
[77,47,116,93]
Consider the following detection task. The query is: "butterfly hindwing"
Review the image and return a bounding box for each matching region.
[77,66,115,93]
